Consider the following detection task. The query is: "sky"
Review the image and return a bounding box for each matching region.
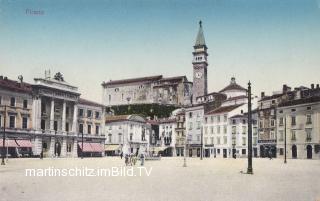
[1,0,320,102]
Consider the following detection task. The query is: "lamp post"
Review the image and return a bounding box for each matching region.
[247,81,253,174]
[1,105,6,165]
[81,131,84,159]
[200,126,203,160]
[284,116,287,164]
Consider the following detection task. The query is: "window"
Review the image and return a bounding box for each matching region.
[54,121,58,131]
[259,121,263,128]
[279,148,284,155]
[87,110,92,118]
[96,125,99,135]
[242,149,246,155]
[189,122,193,130]
[270,119,275,127]
[242,137,246,146]
[204,126,208,134]
[130,133,133,141]
[279,117,284,126]
[79,124,83,134]
[189,112,192,118]
[242,126,246,134]
[291,130,296,141]
[270,131,275,139]
[118,133,122,143]
[224,115,227,122]
[217,126,220,134]
[108,134,112,143]
[9,116,15,128]
[10,97,15,107]
[232,119,236,125]
[205,117,208,123]
[22,117,28,129]
[279,131,284,141]
[109,95,111,102]
[271,100,276,104]
[41,119,45,130]
[306,114,312,124]
[223,125,227,134]
[211,116,214,123]
[66,122,69,132]
[95,111,100,119]
[232,126,236,134]
[79,109,84,117]
[197,121,201,129]
[88,125,91,134]
[291,109,296,112]
[242,119,246,124]
[307,106,311,110]
[291,116,296,126]
[23,100,28,109]
[66,107,69,117]
[217,116,220,122]
[306,129,312,141]
[253,137,257,145]
[253,127,257,135]
[211,126,214,134]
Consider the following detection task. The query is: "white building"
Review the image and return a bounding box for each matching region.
[277,86,320,159]
[157,118,177,156]
[105,115,150,156]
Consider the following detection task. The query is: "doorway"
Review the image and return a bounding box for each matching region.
[292,145,297,159]
[306,145,312,159]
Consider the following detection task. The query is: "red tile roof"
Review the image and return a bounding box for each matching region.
[105,115,130,123]
[102,75,163,86]
[0,76,32,94]
[206,104,244,115]
[220,83,246,93]
[78,98,105,108]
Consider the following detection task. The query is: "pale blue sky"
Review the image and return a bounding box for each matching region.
[1,0,320,102]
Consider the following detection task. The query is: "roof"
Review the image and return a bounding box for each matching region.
[278,96,320,107]
[0,76,32,94]
[102,75,163,86]
[229,114,246,119]
[159,76,186,82]
[105,114,146,123]
[78,98,105,108]
[205,104,244,115]
[219,77,246,93]
[195,21,206,46]
[259,94,283,102]
[225,95,247,101]
[158,118,176,124]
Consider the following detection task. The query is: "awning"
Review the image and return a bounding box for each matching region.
[105,144,120,151]
[151,147,167,153]
[16,140,32,148]
[78,142,93,152]
[91,143,104,152]
[0,139,19,147]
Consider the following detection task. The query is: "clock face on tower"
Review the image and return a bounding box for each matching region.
[195,72,203,79]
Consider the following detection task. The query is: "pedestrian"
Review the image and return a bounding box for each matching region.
[269,150,273,160]
[140,153,145,166]
[125,154,129,166]
[120,152,123,159]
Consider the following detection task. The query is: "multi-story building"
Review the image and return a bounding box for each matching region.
[158,118,177,156]
[229,111,258,158]
[0,75,34,157]
[257,85,290,158]
[102,75,192,107]
[77,98,106,157]
[174,108,186,157]
[105,114,150,156]
[32,72,105,158]
[277,85,320,159]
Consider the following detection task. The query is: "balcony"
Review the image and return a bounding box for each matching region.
[306,137,312,142]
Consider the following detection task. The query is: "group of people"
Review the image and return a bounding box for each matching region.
[120,152,145,166]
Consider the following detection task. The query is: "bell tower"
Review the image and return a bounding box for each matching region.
[192,20,208,104]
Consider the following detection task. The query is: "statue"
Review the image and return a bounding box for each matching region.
[53,72,64,82]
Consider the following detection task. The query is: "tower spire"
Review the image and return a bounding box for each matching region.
[195,20,206,46]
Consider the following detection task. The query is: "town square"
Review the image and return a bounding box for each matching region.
[1,0,320,200]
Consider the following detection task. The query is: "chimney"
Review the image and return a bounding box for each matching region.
[311,84,314,89]
[261,92,265,98]
[282,84,288,93]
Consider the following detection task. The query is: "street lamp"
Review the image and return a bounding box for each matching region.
[247,81,253,174]
[284,116,287,164]
[1,105,6,165]
[200,126,203,160]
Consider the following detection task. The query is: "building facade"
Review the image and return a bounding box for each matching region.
[277,85,320,159]
[0,76,34,157]
[102,75,192,107]
[105,115,150,156]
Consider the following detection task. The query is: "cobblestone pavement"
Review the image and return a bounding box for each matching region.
[0,157,319,201]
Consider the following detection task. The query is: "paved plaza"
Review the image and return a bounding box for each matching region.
[0,157,319,201]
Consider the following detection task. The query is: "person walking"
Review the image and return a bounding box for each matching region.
[268,150,273,160]
[120,152,123,159]
[125,154,129,166]
[140,153,145,166]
